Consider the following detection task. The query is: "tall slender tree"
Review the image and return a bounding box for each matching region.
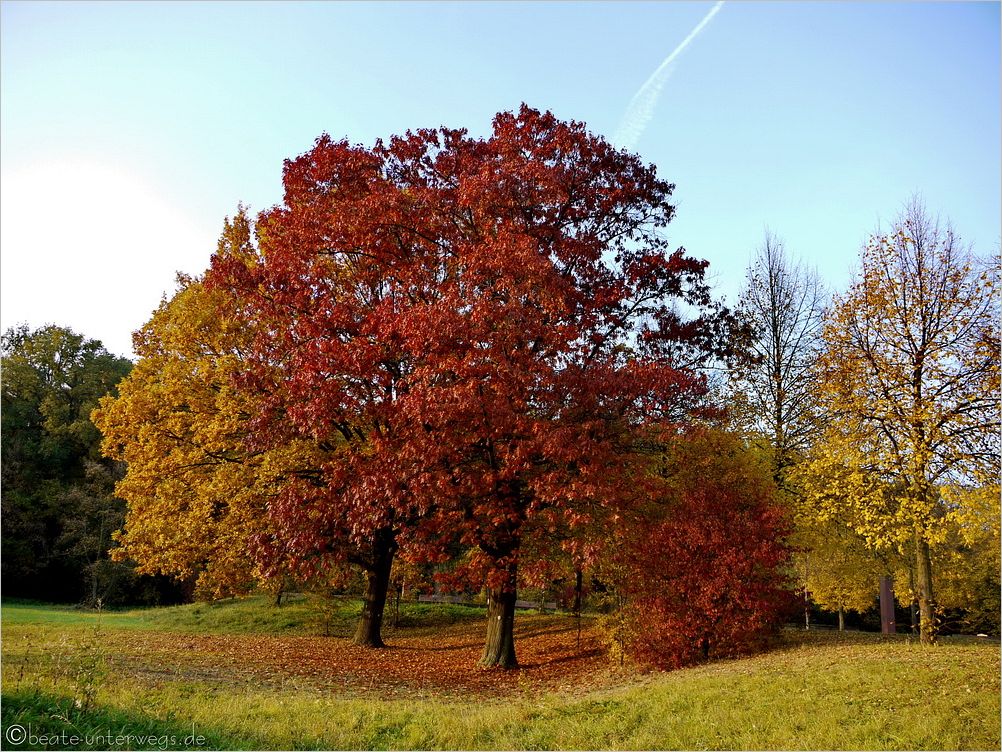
[732,232,827,481]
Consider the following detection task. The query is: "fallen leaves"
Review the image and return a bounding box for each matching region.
[108,617,612,699]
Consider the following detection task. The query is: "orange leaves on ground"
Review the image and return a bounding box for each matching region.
[109,618,608,698]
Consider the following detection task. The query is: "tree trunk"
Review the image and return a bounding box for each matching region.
[479,567,518,669]
[90,513,107,607]
[803,555,810,630]
[837,607,845,631]
[573,568,583,649]
[879,575,897,634]
[914,529,937,644]
[908,565,919,634]
[353,530,397,648]
[393,582,401,628]
[90,564,100,606]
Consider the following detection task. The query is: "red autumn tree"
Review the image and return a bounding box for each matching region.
[208,105,734,667]
[616,429,797,669]
[207,136,435,649]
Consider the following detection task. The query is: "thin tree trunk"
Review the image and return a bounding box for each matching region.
[914,529,937,644]
[353,529,397,648]
[908,565,918,634]
[393,582,401,628]
[91,513,107,606]
[618,593,626,666]
[803,555,810,630]
[90,565,100,606]
[479,563,518,669]
[838,607,845,631]
[573,568,583,649]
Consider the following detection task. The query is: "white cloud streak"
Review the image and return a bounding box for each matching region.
[613,1,725,150]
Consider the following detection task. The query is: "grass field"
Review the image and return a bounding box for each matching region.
[1,598,998,750]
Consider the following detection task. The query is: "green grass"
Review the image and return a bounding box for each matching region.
[134,594,325,635]
[2,598,998,750]
[1,595,484,638]
[0,601,148,630]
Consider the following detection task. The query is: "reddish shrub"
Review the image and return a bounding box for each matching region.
[618,430,797,669]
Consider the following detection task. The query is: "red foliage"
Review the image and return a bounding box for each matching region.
[617,430,797,669]
[207,106,736,661]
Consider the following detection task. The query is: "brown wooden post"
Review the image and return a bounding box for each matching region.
[879,575,896,634]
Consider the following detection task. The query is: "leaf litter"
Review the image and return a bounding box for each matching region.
[106,617,617,699]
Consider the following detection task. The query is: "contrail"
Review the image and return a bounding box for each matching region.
[613,1,725,150]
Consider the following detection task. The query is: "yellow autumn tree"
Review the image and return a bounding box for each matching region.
[790,454,904,628]
[92,209,305,598]
[925,484,1001,635]
[795,515,889,631]
[809,199,999,643]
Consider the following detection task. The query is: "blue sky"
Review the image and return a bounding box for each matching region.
[2,1,999,358]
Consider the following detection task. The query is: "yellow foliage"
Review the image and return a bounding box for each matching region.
[809,205,998,546]
[93,210,283,599]
[795,204,998,640]
[935,485,1001,613]
[795,517,886,615]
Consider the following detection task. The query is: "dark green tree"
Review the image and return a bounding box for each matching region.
[1,324,135,602]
